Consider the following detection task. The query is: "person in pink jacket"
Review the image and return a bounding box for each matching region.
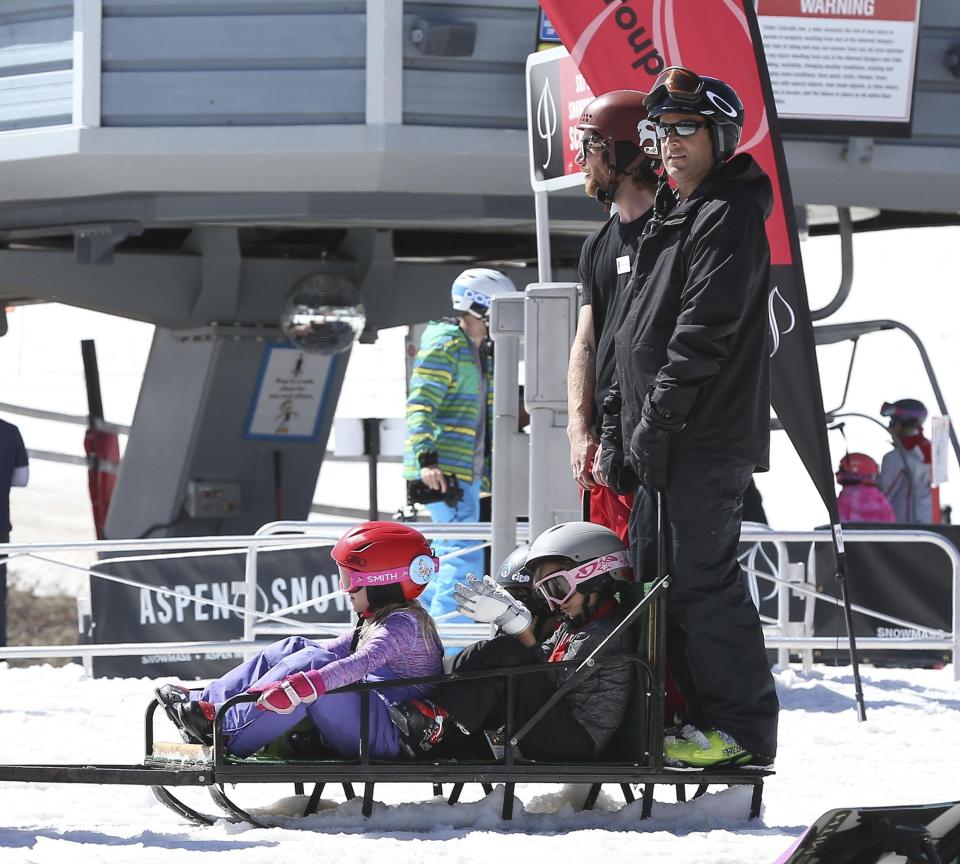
[836,453,896,523]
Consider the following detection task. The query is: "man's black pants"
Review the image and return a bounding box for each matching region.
[0,531,8,646]
[439,636,594,761]
[629,457,779,760]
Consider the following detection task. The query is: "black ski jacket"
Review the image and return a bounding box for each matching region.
[613,154,772,471]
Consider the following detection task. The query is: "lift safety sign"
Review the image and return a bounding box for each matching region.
[526,46,595,192]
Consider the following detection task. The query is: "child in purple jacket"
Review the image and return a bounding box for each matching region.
[156,522,444,758]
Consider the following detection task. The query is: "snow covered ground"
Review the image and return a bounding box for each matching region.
[0,661,957,862]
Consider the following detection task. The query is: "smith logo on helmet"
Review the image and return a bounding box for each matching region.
[603,0,665,75]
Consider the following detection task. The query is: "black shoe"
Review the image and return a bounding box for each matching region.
[388,699,451,759]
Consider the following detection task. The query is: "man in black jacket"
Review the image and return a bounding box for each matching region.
[596,67,779,768]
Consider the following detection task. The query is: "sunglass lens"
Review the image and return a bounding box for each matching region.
[655,121,704,139]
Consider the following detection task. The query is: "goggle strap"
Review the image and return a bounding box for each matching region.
[534,550,631,599]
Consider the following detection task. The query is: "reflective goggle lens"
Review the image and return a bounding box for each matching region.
[654,120,709,140]
[651,66,704,102]
[536,572,575,607]
[337,564,362,594]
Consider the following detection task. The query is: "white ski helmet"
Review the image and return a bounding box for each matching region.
[450,268,517,319]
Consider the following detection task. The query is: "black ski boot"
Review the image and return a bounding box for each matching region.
[172,701,215,747]
[155,685,214,746]
[388,699,455,759]
[155,684,191,730]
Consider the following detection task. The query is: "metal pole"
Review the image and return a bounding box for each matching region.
[527,407,553,539]
[534,189,552,283]
[80,340,105,422]
[490,332,520,575]
[363,418,380,521]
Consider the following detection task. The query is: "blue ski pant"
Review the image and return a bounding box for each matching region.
[418,476,483,630]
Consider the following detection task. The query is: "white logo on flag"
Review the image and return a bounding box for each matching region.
[768,286,796,357]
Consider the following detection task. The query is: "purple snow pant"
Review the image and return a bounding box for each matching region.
[200,636,419,759]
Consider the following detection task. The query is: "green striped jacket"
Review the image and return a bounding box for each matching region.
[403,320,493,491]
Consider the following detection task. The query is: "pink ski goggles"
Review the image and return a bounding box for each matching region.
[533,551,631,610]
[337,555,438,594]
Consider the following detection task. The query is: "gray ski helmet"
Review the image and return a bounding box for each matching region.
[643,66,743,163]
[494,542,552,618]
[495,543,532,589]
[525,522,631,586]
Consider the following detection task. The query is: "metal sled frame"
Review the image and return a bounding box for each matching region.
[0,578,771,828]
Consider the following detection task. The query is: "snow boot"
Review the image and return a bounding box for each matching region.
[172,700,215,747]
[664,725,752,768]
[155,684,192,731]
[156,685,215,747]
[388,699,456,759]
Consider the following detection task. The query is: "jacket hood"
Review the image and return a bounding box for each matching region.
[698,153,773,220]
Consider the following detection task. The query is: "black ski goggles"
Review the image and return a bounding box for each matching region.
[646,66,706,107]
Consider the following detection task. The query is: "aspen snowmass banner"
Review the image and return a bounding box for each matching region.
[537,0,842,527]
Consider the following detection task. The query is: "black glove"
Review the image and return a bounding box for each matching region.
[596,391,639,495]
[629,397,683,491]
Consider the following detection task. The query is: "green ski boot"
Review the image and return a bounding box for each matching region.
[664,725,752,768]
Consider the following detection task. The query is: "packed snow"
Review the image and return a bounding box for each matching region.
[1,225,960,860]
[0,661,957,862]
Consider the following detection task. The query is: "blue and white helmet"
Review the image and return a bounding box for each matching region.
[451,268,517,319]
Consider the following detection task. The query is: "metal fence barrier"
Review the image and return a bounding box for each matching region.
[1,524,956,681]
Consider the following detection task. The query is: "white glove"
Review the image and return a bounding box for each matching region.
[454,574,532,637]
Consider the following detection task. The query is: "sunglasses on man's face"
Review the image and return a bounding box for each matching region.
[654,120,710,140]
[578,134,607,162]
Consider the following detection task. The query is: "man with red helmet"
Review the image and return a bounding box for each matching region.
[596,67,779,769]
[836,453,895,523]
[566,89,658,541]
[154,521,444,759]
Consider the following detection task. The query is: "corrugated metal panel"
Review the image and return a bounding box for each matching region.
[402,0,537,128]
[101,1,366,126]
[908,0,960,146]
[0,2,72,131]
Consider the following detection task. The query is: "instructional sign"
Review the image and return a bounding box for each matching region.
[757,0,922,135]
[526,46,594,192]
[245,344,335,441]
[931,415,950,486]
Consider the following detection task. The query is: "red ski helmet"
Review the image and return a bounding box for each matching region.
[576,89,656,177]
[332,521,437,604]
[836,453,880,486]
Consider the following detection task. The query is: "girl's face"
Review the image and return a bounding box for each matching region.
[349,587,370,615]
